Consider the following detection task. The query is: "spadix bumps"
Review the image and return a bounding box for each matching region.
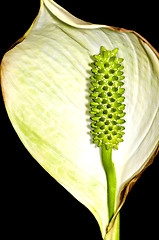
[90,46,126,149]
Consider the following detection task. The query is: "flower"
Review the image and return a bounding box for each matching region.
[1,0,159,239]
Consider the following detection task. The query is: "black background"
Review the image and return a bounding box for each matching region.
[1,1,159,239]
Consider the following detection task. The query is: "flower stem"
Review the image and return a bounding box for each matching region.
[101,145,120,240]
[101,146,117,222]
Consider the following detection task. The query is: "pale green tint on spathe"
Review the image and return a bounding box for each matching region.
[1,0,159,239]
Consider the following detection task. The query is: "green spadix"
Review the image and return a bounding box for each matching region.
[90,46,125,149]
[1,1,159,239]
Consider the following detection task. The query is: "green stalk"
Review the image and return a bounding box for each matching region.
[101,146,116,221]
[101,145,119,240]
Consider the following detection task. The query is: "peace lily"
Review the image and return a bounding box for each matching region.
[1,0,159,239]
